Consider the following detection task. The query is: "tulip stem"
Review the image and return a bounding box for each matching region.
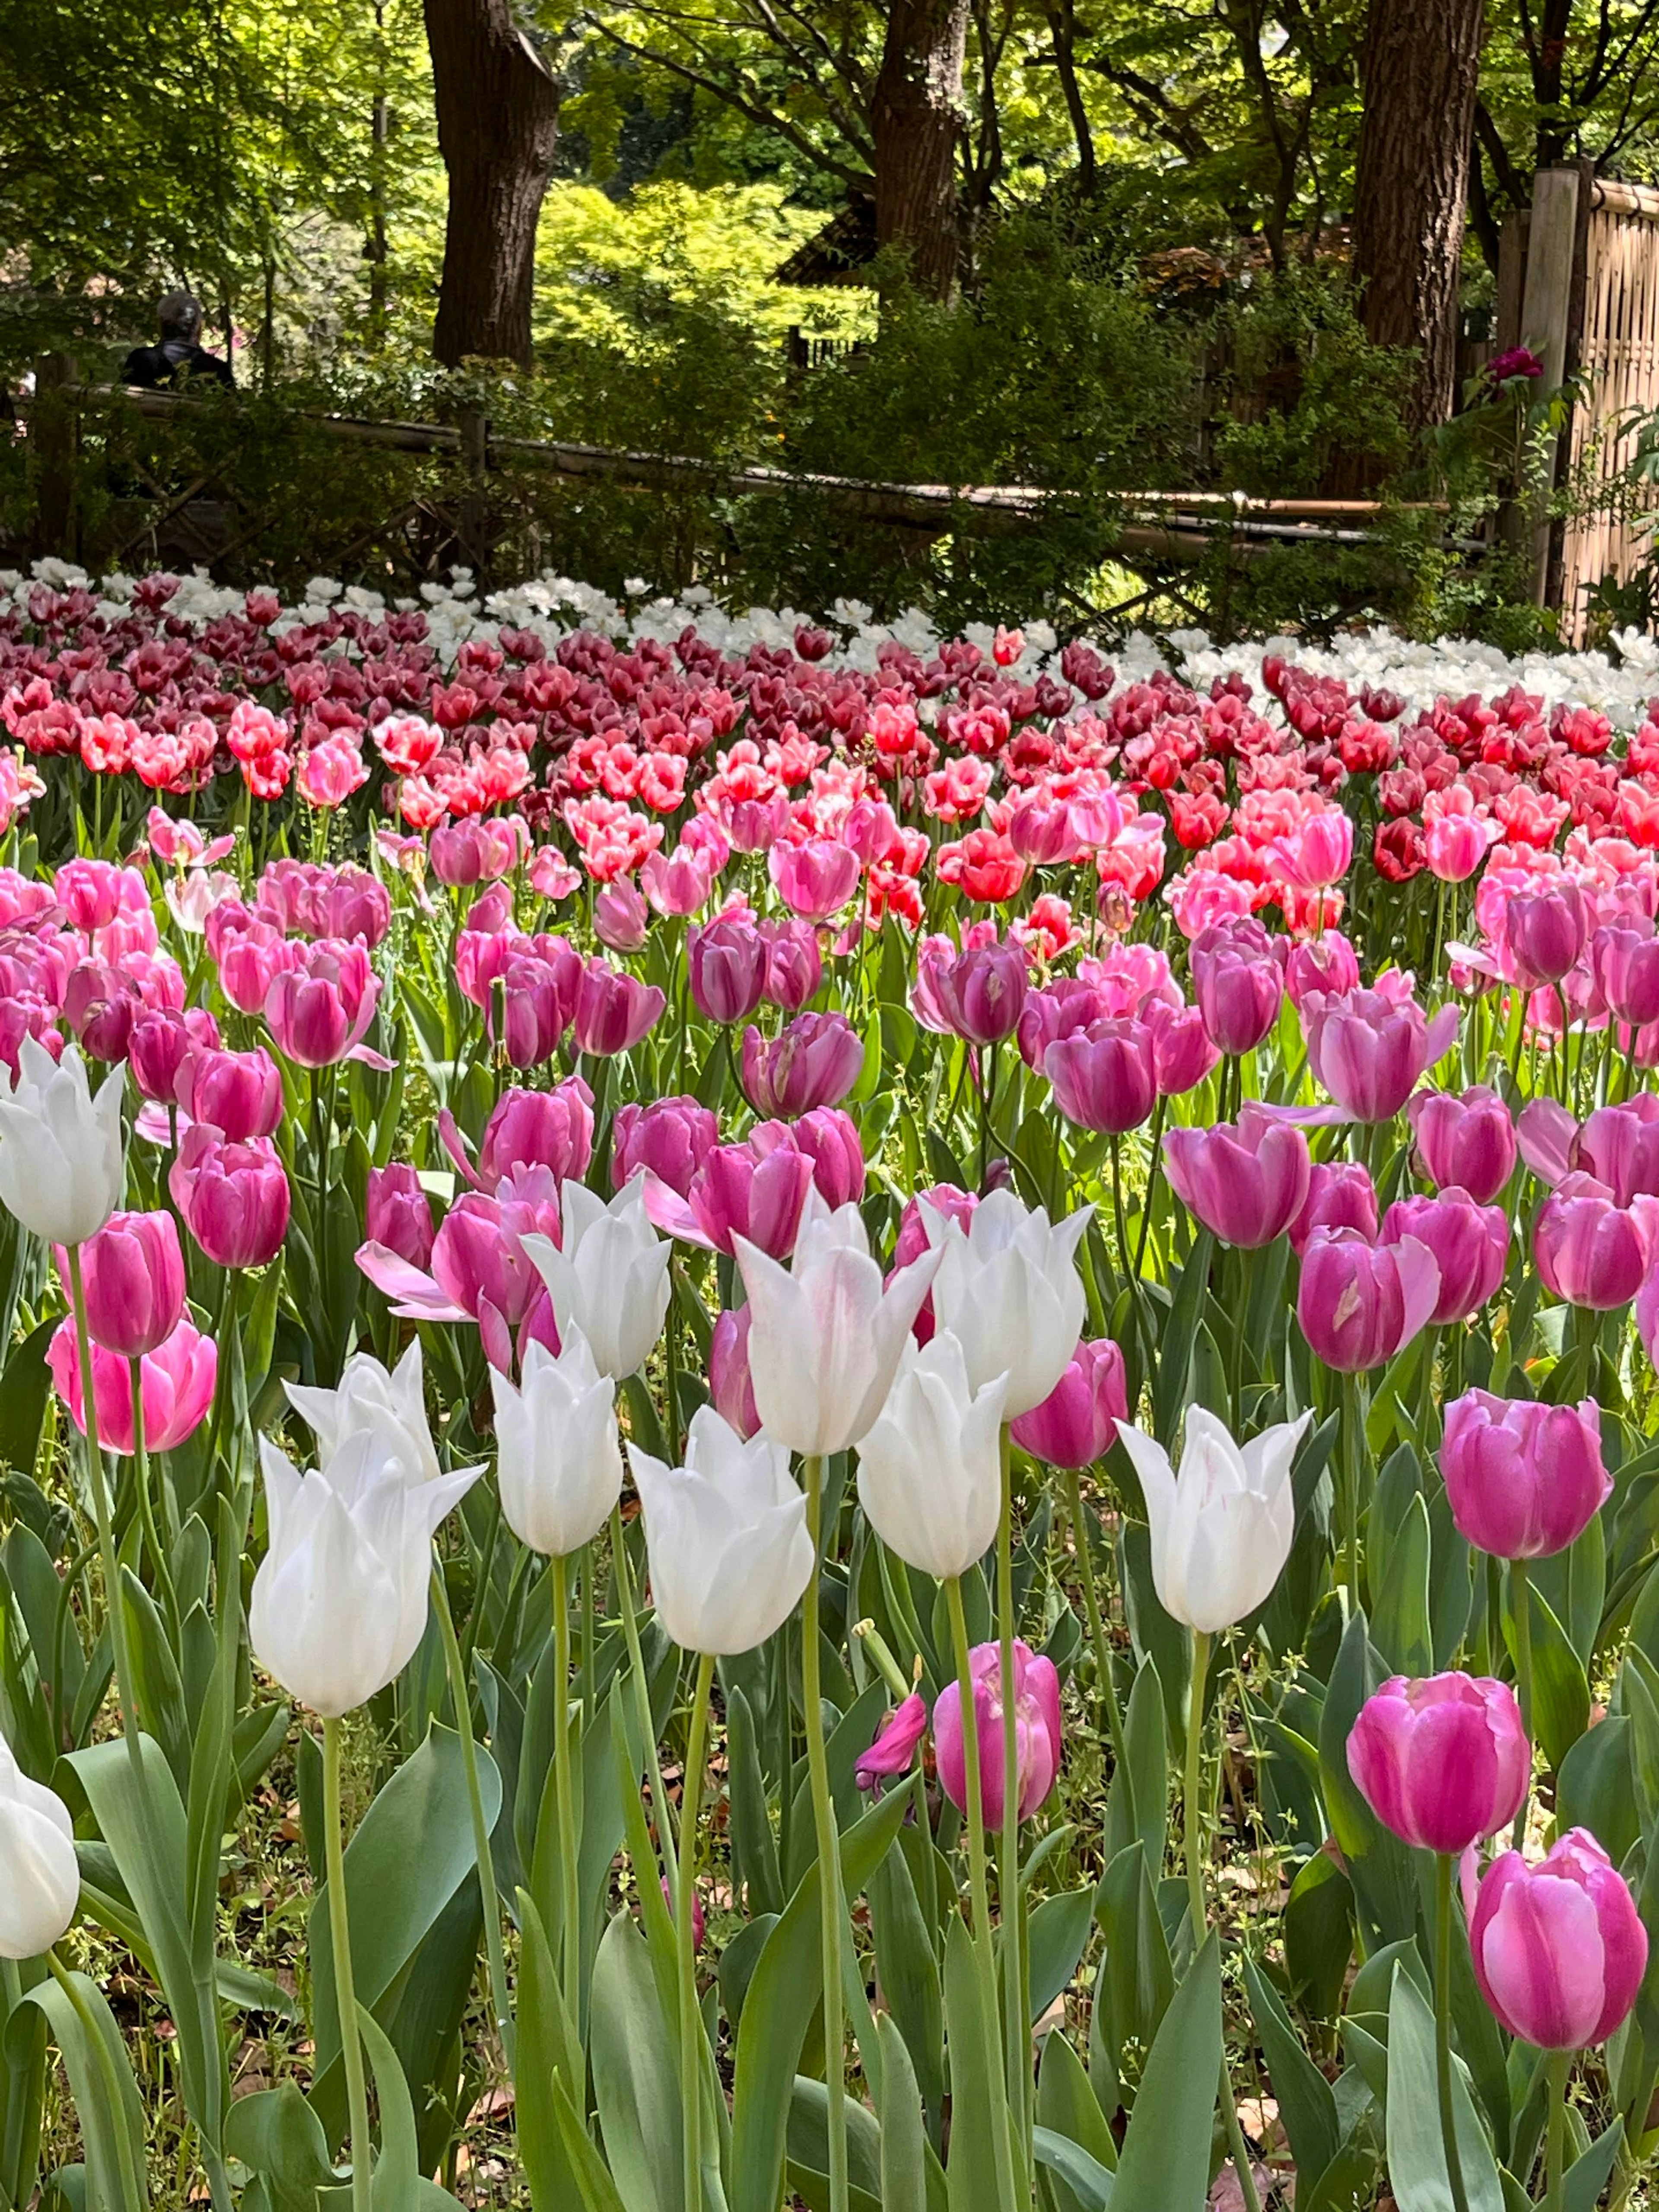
[801,1453,849,2212]
[127,1357,178,1637]
[1060,1466,1128,1772]
[678,1651,715,2212]
[430,1563,514,2069]
[944,1575,1021,2212]
[1185,1630,1262,2212]
[551,1552,584,2032]
[1510,1557,1534,1850]
[611,1505,677,1897]
[66,1247,145,1795]
[1340,1372,1363,1614]
[46,1948,147,2212]
[322,1715,375,2212]
[1433,1851,1473,2212]
[1545,2049,1570,2212]
[995,1425,1031,2171]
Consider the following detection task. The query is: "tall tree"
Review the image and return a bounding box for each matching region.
[1351,0,1484,426]
[425,0,560,365]
[872,0,972,293]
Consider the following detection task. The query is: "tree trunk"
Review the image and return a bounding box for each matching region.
[1351,0,1485,429]
[425,0,559,368]
[871,0,970,300]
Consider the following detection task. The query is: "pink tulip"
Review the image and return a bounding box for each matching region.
[129,1008,220,1105]
[1190,916,1284,1055]
[57,1210,185,1358]
[1162,1107,1310,1248]
[48,1314,218,1455]
[709,1304,760,1438]
[1278,930,1360,1009]
[430,819,519,888]
[1381,1189,1510,1324]
[365,1164,435,1271]
[1440,1391,1609,1560]
[1007,793,1078,865]
[642,844,718,918]
[216,920,300,1017]
[1425,812,1489,883]
[1407,1086,1518,1205]
[1010,1338,1128,1467]
[1016,979,1105,1070]
[62,961,138,1064]
[1045,1018,1157,1134]
[934,1640,1063,1827]
[855,1692,929,1793]
[1533,1173,1658,1309]
[1288,1160,1379,1257]
[1145,999,1220,1096]
[297,736,369,810]
[594,882,649,953]
[688,917,768,1025]
[922,941,1029,1047]
[760,919,823,1011]
[1271,808,1353,890]
[1506,880,1589,989]
[170,1128,291,1269]
[1594,919,1659,1029]
[890,1184,977,1343]
[1469,1831,1647,2048]
[644,1138,814,1259]
[1570,1100,1659,1206]
[356,1167,561,1373]
[763,1107,864,1209]
[175,1046,284,1142]
[612,1097,718,1198]
[490,955,569,1068]
[570,958,665,1056]
[474,1080,594,1192]
[263,940,381,1068]
[769,837,860,922]
[741,1013,864,1119]
[1302,985,1459,1122]
[1296,1226,1441,1371]
[1346,1672,1529,1853]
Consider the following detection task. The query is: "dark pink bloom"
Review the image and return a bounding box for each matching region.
[769,837,860,922]
[933,1640,1062,1827]
[1381,1189,1510,1324]
[1440,1391,1608,1560]
[688,917,768,1025]
[263,939,381,1068]
[612,1097,719,1199]
[1010,1338,1128,1468]
[1407,1086,1517,1205]
[1302,985,1459,1122]
[48,1314,218,1455]
[741,1012,864,1118]
[129,1008,221,1105]
[643,1138,815,1258]
[1594,919,1659,1029]
[1144,999,1219,1096]
[170,1128,291,1269]
[1190,916,1284,1055]
[570,959,665,1056]
[1296,1225,1441,1371]
[1288,1160,1379,1257]
[1162,1107,1310,1249]
[594,883,649,953]
[1470,1831,1646,2049]
[1505,880,1589,988]
[1278,930,1360,1009]
[709,1304,760,1439]
[760,920,823,1011]
[1044,1018,1157,1134]
[1347,1672,1529,1853]
[57,1210,185,1358]
[470,1080,594,1192]
[767,1107,864,1209]
[365,1164,435,1271]
[855,1692,929,1793]
[175,1046,284,1142]
[1533,1174,1659,1309]
[919,940,1029,1047]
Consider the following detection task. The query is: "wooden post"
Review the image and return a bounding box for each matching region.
[458,406,490,586]
[1520,167,1580,604]
[31,353,81,561]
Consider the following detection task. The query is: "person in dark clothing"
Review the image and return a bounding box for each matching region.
[120,292,233,390]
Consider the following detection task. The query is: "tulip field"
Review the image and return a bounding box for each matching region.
[6,563,1659,2212]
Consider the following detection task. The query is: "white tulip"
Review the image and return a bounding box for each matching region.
[923,1188,1090,1417]
[855,1332,1007,1580]
[491,1327,623,1557]
[1114,1407,1311,1633]
[627,1408,813,1656]
[286,1340,439,1487]
[0,1734,78,1958]
[733,1191,941,1457]
[0,1038,125,1248]
[521,1176,671,1381]
[250,1430,481,1716]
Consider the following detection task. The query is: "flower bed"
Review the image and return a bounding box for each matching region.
[0,559,1654,2210]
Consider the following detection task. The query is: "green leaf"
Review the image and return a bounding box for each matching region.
[726,1685,783,1917]
[590,1912,681,2212]
[1563,2119,1622,2212]
[513,1892,583,2212]
[22,1969,148,2212]
[1557,1714,1638,1870]
[1243,1955,1338,2185]
[943,1916,1013,2212]
[1507,1578,1590,1775]
[356,2003,428,2212]
[1102,1657,1166,1874]
[877,2013,929,2212]
[1036,2028,1116,2212]
[223,2084,335,2212]
[1090,1843,1173,2116]
[1283,1852,1354,2021]
[867,1836,944,2138]
[1153,1232,1213,1449]
[1026,1888,1094,2026]
[1031,2129,1115,2212]
[0,1319,55,1478]
[553,2068,633,2212]
[1372,1493,1433,1678]
[1107,1932,1221,2212]
[1383,1962,1504,2212]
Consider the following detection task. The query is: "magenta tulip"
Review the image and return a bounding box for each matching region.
[58,1210,185,1359]
[1162,1107,1311,1248]
[1570,1100,1659,1206]
[763,1107,865,1209]
[643,1138,815,1259]
[1296,1226,1441,1372]
[594,883,649,953]
[934,1640,1063,1827]
[1145,999,1220,1096]
[1505,880,1589,989]
[365,1164,435,1271]
[48,1314,218,1455]
[925,941,1029,1047]
[129,1008,220,1105]
[1190,916,1284,1055]
[170,1128,291,1269]
[855,1693,929,1794]
[709,1304,760,1439]
[760,919,823,1010]
[1288,1160,1379,1257]
[1044,1018,1157,1134]
[741,1013,864,1118]
[1594,919,1659,1029]
[1016,979,1106,1070]
[768,836,860,922]
[1278,930,1360,1010]
[1346,1672,1529,1853]
[1010,1338,1128,1467]
[1533,1173,1659,1309]
[1407,1086,1518,1205]
[570,958,665,1056]
[1302,985,1459,1122]
[1440,1391,1609,1560]
[1381,1189,1510,1323]
[477,1079,594,1192]
[263,939,381,1068]
[890,1184,977,1343]
[175,1046,284,1142]
[612,1097,719,1198]
[1470,1831,1647,2048]
[688,917,768,1025]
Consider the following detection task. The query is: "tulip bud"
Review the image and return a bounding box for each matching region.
[688,918,768,1025]
[774,1108,864,1210]
[365,1164,435,1271]
[285,1342,442,1487]
[1163,1107,1310,1249]
[1440,1391,1609,1560]
[686,1140,815,1259]
[1302,986,1459,1123]
[479,1079,594,1191]
[1470,1831,1646,2048]
[769,837,859,922]
[1044,1018,1157,1135]
[1190,917,1284,1055]
[1010,1338,1128,1468]
[1287,1159,1379,1256]
[1594,919,1659,1029]
[1533,1173,1658,1309]
[612,1097,718,1199]
[594,883,649,953]
[1506,881,1589,989]
[57,1208,185,1357]
[0,1039,126,1249]
[1346,1672,1528,1853]
[491,1329,623,1556]
[760,920,822,1011]
[263,939,380,1068]
[923,941,1029,1047]
[570,958,665,1056]
[175,1045,284,1142]
[170,1127,291,1269]
[1380,1189,1510,1324]
[627,1409,814,1656]
[1296,1226,1441,1372]
[1116,1408,1309,1630]
[130,1007,221,1105]
[1407,1086,1517,1205]
[708,1305,760,1439]
[933,1640,1062,1827]
[0,1736,78,1958]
